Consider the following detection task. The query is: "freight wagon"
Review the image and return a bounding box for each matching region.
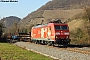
[31,20,71,47]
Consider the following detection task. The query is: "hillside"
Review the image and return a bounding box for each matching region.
[68,19,89,44]
[38,0,90,10]
[68,19,84,32]
[18,0,90,29]
[0,16,21,34]
[0,16,21,28]
[43,9,84,20]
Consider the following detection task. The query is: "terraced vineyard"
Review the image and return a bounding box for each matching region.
[0,43,53,60]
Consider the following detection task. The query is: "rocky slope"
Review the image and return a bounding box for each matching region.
[18,0,90,29]
[0,16,21,28]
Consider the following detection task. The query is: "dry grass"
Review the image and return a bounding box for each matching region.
[43,9,84,19]
[68,19,84,31]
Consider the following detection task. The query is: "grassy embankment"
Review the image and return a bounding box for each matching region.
[0,43,53,60]
[68,19,89,45]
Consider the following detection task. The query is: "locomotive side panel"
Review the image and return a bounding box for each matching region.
[31,25,55,41]
[31,27,41,39]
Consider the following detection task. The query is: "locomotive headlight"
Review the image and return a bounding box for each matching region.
[55,36,58,39]
[55,32,60,35]
[66,36,69,38]
[64,32,69,35]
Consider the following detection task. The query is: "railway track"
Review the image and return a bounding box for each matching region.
[23,41,90,55]
[45,44,90,55]
[8,38,90,55]
[10,38,90,55]
[14,42,90,60]
[30,41,90,55]
[66,48,90,54]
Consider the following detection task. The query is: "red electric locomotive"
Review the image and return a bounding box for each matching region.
[31,20,70,47]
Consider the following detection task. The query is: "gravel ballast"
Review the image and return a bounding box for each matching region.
[14,42,90,60]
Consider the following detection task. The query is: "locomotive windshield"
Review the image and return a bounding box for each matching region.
[55,25,68,30]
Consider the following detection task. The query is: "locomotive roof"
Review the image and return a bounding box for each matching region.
[33,24,48,28]
[33,23,67,28]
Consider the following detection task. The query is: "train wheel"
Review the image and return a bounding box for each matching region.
[35,40,38,44]
[47,41,54,46]
[38,40,41,44]
[41,41,45,45]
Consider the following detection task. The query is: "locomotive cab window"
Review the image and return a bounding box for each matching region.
[55,26,60,30]
[55,25,68,30]
[61,26,68,30]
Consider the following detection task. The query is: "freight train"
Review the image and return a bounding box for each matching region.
[31,20,71,47]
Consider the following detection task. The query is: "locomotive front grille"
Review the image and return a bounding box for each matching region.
[55,38,70,44]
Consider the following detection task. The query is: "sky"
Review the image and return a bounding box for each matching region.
[0,0,51,19]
